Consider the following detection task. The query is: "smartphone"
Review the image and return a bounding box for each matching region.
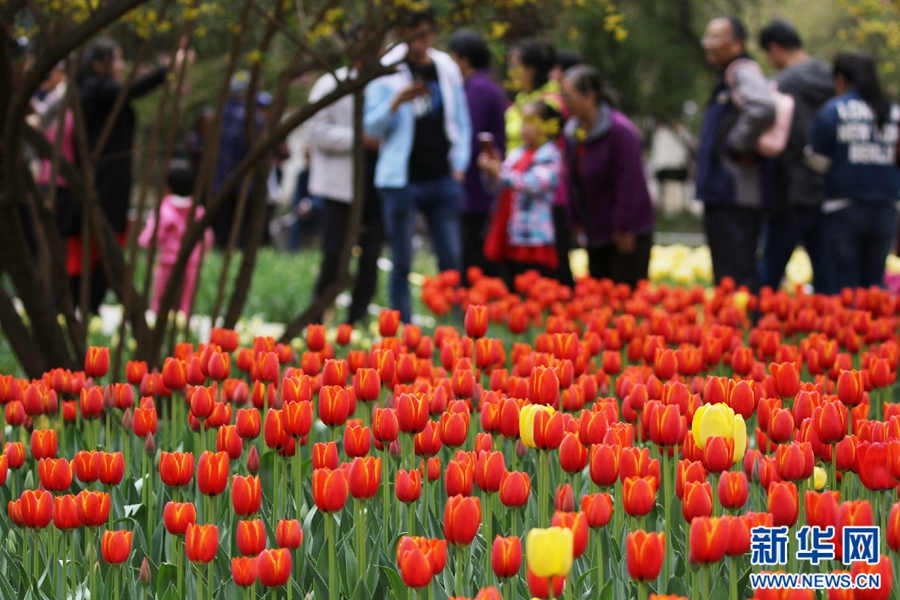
[478,132,495,156]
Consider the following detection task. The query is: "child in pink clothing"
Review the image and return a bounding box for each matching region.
[139,160,213,314]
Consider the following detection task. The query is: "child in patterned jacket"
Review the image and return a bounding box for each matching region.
[479,100,564,285]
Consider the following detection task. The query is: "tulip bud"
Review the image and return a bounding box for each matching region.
[247,446,260,474]
[121,408,133,431]
[139,557,151,588]
[144,433,156,455]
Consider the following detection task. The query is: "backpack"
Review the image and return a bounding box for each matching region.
[726,59,795,158]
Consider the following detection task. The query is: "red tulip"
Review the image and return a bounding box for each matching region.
[856,441,895,491]
[31,429,57,460]
[396,393,429,434]
[776,442,815,482]
[257,548,292,587]
[276,518,303,549]
[396,536,434,588]
[312,442,339,470]
[237,519,267,556]
[682,481,713,522]
[185,523,218,563]
[100,530,132,564]
[348,456,381,500]
[159,451,194,487]
[444,494,481,546]
[52,494,82,530]
[499,471,530,508]
[76,490,111,527]
[312,468,349,512]
[550,510,589,558]
[373,407,399,444]
[623,476,657,517]
[770,362,800,398]
[396,469,422,504]
[232,556,257,587]
[718,471,749,510]
[465,305,489,339]
[626,530,665,582]
[475,451,506,494]
[197,451,229,496]
[236,408,262,440]
[232,475,262,516]
[85,346,110,378]
[97,452,125,486]
[38,458,72,492]
[767,481,799,527]
[689,516,728,564]
[163,501,197,535]
[379,309,401,337]
[20,489,53,529]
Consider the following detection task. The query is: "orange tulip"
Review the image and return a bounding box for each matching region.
[20,489,53,529]
[718,471,749,510]
[276,518,304,549]
[582,493,613,528]
[232,556,258,587]
[396,469,422,504]
[465,305,489,339]
[232,475,262,516]
[237,519,267,556]
[499,471,530,508]
[163,501,197,535]
[185,523,218,563]
[444,494,481,547]
[491,535,522,579]
[396,536,435,588]
[626,530,665,582]
[623,476,657,517]
[76,490,111,527]
[197,451,229,496]
[52,494,82,530]
[689,516,728,564]
[682,480,713,522]
[312,467,349,513]
[475,451,506,494]
[38,457,72,492]
[550,511,589,558]
[97,452,125,486]
[31,429,57,460]
[767,481,799,527]
[776,442,815,482]
[257,548,292,587]
[85,346,110,378]
[100,530,132,564]
[348,456,381,500]
[159,451,194,487]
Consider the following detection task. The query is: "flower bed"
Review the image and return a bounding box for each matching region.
[0,271,898,599]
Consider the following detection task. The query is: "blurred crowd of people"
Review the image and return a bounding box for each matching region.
[17,9,900,324]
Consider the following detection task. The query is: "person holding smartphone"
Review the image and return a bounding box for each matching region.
[449,28,508,281]
[364,7,472,324]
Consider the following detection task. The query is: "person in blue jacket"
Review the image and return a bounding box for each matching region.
[807,52,900,294]
[364,8,471,323]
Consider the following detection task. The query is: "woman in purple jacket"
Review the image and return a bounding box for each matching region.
[561,65,655,286]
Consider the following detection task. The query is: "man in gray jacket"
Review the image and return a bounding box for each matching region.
[758,20,833,291]
[695,16,776,293]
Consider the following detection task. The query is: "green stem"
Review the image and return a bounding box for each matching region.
[383,448,390,551]
[484,492,492,583]
[356,500,366,580]
[294,449,302,519]
[178,536,184,600]
[208,561,214,600]
[729,556,738,600]
[327,514,337,600]
[115,567,120,600]
[595,527,604,595]
[702,566,709,600]
[456,547,464,597]
[637,582,648,600]
[407,501,415,536]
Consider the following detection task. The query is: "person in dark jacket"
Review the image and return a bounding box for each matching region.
[695,17,776,293]
[757,20,833,292]
[561,65,654,286]
[449,28,507,280]
[78,38,169,312]
[808,52,900,293]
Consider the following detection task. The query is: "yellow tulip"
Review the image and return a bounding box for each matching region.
[526,527,573,578]
[691,403,735,450]
[519,404,554,450]
[811,466,827,490]
[732,415,747,464]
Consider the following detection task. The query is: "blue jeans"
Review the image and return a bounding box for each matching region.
[820,202,897,294]
[759,206,827,292]
[379,176,462,322]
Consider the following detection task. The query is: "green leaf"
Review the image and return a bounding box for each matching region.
[156,562,178,594]
[379,564,407,600]
[599,581,614,600]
